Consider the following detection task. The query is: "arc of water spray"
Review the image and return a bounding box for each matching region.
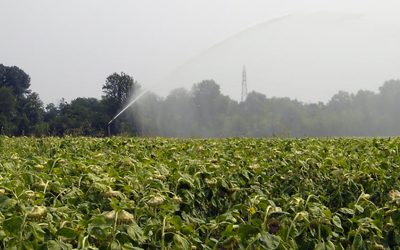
[107,90,149,136]
[158,14,293,82]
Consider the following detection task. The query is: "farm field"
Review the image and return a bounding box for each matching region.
[0,136,400,249]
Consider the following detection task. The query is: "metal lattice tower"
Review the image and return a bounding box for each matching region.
[241,66,248,102]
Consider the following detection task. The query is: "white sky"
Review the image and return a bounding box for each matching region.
[1,0,399,103]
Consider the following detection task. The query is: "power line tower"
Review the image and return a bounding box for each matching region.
[241,65,248,102]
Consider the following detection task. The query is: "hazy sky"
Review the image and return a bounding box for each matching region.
[1,0,399,104]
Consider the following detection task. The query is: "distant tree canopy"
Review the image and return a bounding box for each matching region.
[0,87,17,134]
[134,79,400,137]
[0,64,44,135]
[102,72,140,115]
[0,64,31,99]
[1,63,400,137]
[101,72,141,135]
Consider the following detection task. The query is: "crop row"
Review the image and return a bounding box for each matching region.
[0,137,399,249]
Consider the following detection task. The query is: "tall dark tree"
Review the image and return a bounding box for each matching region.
[102,72,140,114]
[0,87,17,134]
[102,72,140,135]
[16,92,45,135]
[0,64,45,135]
[0,64,31,100]
[0,87,16,114]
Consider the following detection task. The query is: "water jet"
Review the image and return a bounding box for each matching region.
[107,90,149,136]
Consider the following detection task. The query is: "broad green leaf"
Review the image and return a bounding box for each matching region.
[332,215,343,229]
[90,227,107,241]
[354,205,364,213]
[239,224,260,243]
[391,210,400,228]
[339,208,355,215]
[352,234,366,250]
[315,242,325,250]
[127,223,146,243]
[57,227,78,239]
[0,196,17,210]
[3,216,23,235]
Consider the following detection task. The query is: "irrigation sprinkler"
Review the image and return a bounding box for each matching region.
[107,90,149,136]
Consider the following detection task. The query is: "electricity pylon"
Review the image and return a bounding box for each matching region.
[241,66,248,102]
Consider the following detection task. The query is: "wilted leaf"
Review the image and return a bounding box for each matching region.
[260,232,280,249]
[127,223,146,243]
[173,234,191,250]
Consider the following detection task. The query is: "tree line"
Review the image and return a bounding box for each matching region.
[1,63,400,137]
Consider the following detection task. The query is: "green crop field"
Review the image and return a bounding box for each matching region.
[0,136,400,249]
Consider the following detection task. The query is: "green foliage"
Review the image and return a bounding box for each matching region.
[135,79,400,138]
[0,64,45,135]
[0,64,31,100]
[2,63,400,137]
[102,72,140,113]
[55,98,109,136]
[102,72,141,135]
[0,136,400,248]
[0,87,17,134]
